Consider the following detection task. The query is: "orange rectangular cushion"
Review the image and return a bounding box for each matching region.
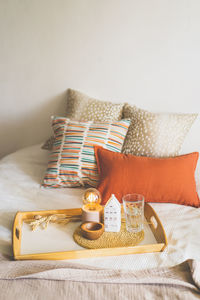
[94,146,200,207]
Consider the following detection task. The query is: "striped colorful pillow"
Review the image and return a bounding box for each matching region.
[43,117,130,188]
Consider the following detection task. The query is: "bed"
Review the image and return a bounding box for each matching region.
[1,88,200,298]
[0,143,200,299]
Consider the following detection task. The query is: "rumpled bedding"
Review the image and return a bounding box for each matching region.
[0,254,199,300]
[0,144,200,272]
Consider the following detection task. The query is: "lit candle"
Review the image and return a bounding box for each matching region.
[83,188,101,211]
[82,188,102,222]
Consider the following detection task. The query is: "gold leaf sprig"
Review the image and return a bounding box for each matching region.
[24,214,81,231]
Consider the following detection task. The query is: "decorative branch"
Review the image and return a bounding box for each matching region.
[24,214,82,231]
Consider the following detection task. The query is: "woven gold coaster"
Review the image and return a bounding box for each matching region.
[73,222,144,249]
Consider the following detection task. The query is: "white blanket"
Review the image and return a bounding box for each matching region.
[0,144,200,270]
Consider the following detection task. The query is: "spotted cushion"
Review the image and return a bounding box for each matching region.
[122,104,197,157]
[66,89,124,122]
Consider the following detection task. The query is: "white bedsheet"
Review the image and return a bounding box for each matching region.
[0,144,200,270]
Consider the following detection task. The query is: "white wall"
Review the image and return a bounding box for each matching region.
[1,0,200,158]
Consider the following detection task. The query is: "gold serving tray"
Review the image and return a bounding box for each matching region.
[12,203,167,260]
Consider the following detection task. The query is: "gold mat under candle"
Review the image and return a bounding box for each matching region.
[73,222,144,249]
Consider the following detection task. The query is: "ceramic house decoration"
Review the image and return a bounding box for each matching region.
[104,194,121,232]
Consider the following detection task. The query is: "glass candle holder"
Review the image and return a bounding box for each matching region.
[82,188,101,211]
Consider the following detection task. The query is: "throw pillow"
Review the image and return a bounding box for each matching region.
[95,146,200,207]
[42,89,124,150]
[122,104,197,157]
[43,117,130,188]
[66,89,124,122]
[180,114,200,197]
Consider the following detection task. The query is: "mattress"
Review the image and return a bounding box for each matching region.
[0,144,200,270]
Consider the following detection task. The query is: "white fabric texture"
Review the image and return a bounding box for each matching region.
[0,144,200,271]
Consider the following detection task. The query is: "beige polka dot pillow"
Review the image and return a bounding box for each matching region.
[65,89,124,122]
[122,104,197,157]
[42,89,124,150]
